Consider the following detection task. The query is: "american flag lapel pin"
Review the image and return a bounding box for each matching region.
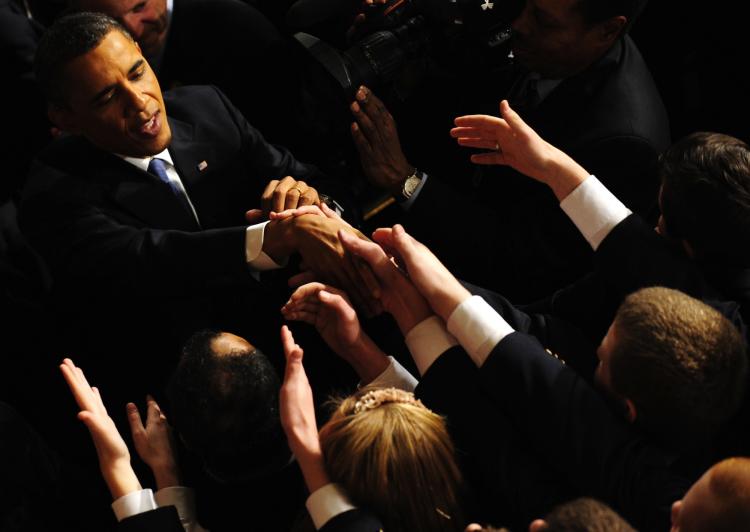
[197,160,208,171]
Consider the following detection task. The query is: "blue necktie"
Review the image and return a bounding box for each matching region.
[147,157,197,222]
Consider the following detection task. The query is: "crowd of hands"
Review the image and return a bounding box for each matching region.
[61,97,589,508]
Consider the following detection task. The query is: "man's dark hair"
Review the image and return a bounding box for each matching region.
[610,287,747,450]
[542,497,635,531]
[34,12,133,107]
[167,329,287,483]
[575,0,648,33]
[659,132,750,267]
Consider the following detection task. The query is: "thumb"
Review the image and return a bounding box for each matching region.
[499,99,529,135]
[319,290,357,324]
[245,208,264,223]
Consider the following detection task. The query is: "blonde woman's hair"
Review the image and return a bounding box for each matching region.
[319,387,466,532]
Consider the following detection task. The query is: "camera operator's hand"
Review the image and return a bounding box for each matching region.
[350,85,415,196]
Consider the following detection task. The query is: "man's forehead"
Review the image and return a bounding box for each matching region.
[530,0,582,20]
[63,31,141,95]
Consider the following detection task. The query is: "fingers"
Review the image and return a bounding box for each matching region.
[281,325,304,365]
[318,290,358,325]
[351,121,373,157]
[339,229,388,271]
[126,402,145,438]
[452,114,505,129]
[270,205,325,221]
[320,202,347,224]
[245,208,264,224]
[261,177,313,214]
[456,138,501,151]
[60,358,98,413]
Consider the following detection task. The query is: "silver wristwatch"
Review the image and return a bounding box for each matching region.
[400,169,422,202]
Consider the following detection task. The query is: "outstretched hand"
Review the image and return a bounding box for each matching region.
[371,224,470,321]
[282,282,390,383]
[279,326,329,493]
[127,396,180,490]
[450,100,589,200]
[338,229,433,335]
[59,358,141,500]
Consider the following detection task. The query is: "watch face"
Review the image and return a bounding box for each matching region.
[404,174,420,197]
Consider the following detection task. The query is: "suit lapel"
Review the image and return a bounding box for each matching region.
[93,146,200,230]
[167,116,220,227]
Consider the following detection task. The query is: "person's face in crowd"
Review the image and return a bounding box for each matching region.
[511,0,623,78]
[78,0,169,57]
[595,322,636,422]
[50,30,171,157]
[670,468,714,532]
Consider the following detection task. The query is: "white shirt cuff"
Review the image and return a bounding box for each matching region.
[111,489,157,522]
[306,483,357,530]
[367,356,418,391]
[399,172,428,211]
[154,486,198,527]
[245,221,288,270]
[404,316,459,376]
[447,296,514,367]
[559,175,632,251]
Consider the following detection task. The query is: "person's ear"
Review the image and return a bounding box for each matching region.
[529,519,548,532]
[48,104,80,135]
[598,16,626,44]
[624,398,637,423]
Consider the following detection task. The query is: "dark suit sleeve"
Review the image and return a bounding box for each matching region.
[319,509,384,532]
[540,214,730,341]
[116,506,184,532]
[479,331,690,531]
[416,347,571,529]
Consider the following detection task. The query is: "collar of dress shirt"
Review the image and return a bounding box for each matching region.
[117,148,175,173]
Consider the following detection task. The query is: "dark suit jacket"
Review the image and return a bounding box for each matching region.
[19,84,324,398]
[402,36,670,302]
[416,338,691,532]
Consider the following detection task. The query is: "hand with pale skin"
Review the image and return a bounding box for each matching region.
[279,325,330,494]
[127,395,181,491]
[450,100,590,201]
[266,203,382,316]
[59,358,141,500]
[350,85,414,195]
[336,229,434,336]
[282,282,390,383]
[369,224,471,321]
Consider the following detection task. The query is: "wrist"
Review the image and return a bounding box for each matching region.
[547,150,590,202]
[345,334,390,384]
[262,218,298,262]
[296,448,330,494]
[431,284,472,323]
[152,463,181,490]
[387,164,416,197]
[103,459,142,500]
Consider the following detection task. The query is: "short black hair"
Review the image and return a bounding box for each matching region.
[575,0,648,32]
[34,12,134,107]
[543,497,635,531]
[659,132,750,267]
[167,329,287,482]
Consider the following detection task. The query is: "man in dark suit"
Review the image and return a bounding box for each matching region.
[351,0,669,301]
[20,13,372,404]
